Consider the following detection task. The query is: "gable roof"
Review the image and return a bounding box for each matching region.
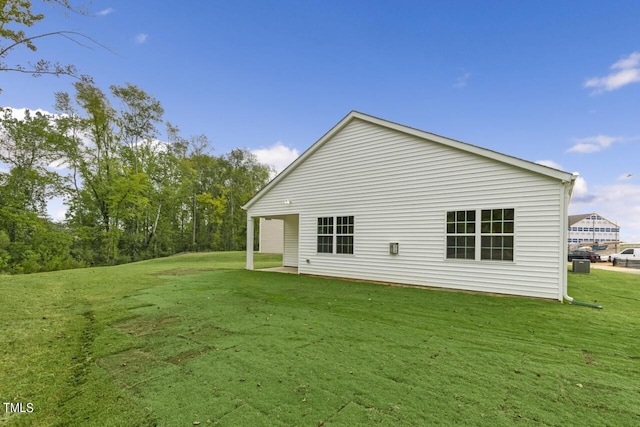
[569,213,619,227]
[243,111,577,210]
[568,213,592,225]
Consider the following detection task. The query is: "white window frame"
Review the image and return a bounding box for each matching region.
[445,208,515,262]
[316,215,354,255]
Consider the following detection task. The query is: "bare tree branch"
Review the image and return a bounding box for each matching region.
[0,2,115,93]
[0,30,116,58]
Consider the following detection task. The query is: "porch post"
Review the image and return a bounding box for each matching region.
[246,216,254,270]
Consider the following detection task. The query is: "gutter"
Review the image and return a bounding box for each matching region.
[561,175,576,303]
[563,173,602,309]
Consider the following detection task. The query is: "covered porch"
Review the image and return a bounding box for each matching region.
[246,213,299,271]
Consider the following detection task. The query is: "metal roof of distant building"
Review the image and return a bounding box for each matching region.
[569,213,619,227]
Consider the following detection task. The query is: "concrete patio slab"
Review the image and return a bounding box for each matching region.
[258,266,299,274]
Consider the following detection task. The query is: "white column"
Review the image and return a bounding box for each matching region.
[246,217,254,270]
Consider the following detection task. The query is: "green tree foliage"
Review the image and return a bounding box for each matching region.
[0,108,80,273]
[0,79,273,273]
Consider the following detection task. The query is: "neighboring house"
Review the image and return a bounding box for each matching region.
[568,213,619,245]
[243,111,577,301]
[259,218,284,254]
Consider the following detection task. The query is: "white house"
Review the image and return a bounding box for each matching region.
[243,111,577,301]
[568,213,619,246]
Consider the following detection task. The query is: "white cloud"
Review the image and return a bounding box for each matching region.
[2,106,55,121]
[584,51,640,94]
[535,160,564,170]
[454,72,471,88]
[567,134,620,153]
[135,33,148,44]
[572,176,588,198]
[252,141,299,175]
[612,51,640,70]
[47,197,68,222]
[97,8,114,16]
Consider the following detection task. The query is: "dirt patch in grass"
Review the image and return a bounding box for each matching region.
[99,349,170,390]
[165,346,214,365]
[111,316,180,336]
[582,349,597,365]
[125,302,155,310]
[187,323,234,342]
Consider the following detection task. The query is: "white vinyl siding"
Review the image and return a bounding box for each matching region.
[283,215,298,267]
[248,118,568,300]
[259,218,283,254]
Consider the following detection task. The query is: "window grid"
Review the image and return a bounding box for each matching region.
[317,217,333,253]
[446,210,476,260]
[336,216,354,254]
[480,209,514,261]
[317,216,354,254]
[481,236,514,261]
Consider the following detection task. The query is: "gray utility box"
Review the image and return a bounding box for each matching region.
[572,259,591,274]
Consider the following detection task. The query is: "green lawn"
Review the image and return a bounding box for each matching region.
[1,252,639,426]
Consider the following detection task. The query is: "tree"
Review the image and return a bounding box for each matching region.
[55,79,171,263]
[0,107,81,273]
[0,108,67,216]
[222,148,272,250]
[0,74,274,271]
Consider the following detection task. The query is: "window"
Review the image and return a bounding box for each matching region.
[446,209,514,261]
[481,209,514,261]
[336,216,354,254]
[317,216,354,254]
[317,217,333,253]
[446,210,476,259]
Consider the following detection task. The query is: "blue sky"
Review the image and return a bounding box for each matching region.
[2,0,640,241]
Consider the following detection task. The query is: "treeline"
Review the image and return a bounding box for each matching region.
[0,77,272,273]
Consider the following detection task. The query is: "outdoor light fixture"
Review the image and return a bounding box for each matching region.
[284,199,292,205]
[390,242,399,255]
